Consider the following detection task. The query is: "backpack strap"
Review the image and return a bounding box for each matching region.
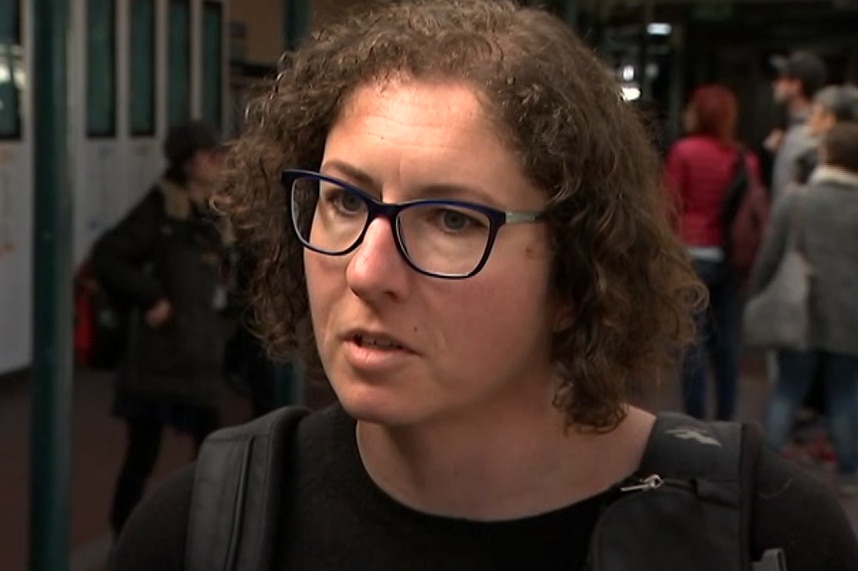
[722,147,751,234]
[186,406,310,571]
[640,413,751,568]
[591,412,781,571]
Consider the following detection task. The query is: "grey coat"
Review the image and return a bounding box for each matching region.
[750,166,858,357]
[771,115,817,197]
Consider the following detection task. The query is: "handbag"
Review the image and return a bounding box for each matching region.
[742,189,812,350]
[721,148,770,287]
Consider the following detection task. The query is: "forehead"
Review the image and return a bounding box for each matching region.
[336,78,496,135]
[322,78,541,208]
[326,78,520,175]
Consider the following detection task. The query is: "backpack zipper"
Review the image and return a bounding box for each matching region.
[587,474,695,570]
[619,474,664,493]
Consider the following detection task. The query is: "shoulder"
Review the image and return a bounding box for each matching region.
[110,187,166,231]
[752,447,858,570]
[669,136,737,166]
[784,124,816,152]
[665,137,708,173]
[769,186,801,218]
[130,186,167,215]
[106,407,340,571]
[668,136,707,156]
[108,464,194,571]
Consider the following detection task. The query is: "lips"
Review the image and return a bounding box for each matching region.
[342,329,414,353]
[354,334,404,350]
[340,329,417,372]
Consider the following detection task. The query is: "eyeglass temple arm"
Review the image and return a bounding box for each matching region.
[504,211,544,224]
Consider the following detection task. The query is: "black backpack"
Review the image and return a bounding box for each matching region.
[186,409,786,571]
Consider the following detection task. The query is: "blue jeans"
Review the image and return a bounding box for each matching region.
[681,260,740,420]
[765,349,858,475]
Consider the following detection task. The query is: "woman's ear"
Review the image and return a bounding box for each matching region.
[552,303,574,333]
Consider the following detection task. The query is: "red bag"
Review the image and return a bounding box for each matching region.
[722,150,770,287]
[73,262,130,369]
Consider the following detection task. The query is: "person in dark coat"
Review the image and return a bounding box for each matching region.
[91,120,231,536]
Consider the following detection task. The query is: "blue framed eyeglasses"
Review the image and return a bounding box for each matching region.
[282,169,545,279]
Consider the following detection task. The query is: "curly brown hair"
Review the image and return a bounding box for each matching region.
[216,0,705,430]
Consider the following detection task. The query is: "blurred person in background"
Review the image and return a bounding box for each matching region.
[759,51,828,453]
[795,84,858,183]
[91,120,231,537]
[664,84,764,420]
[783,84,858,467]
[767,51,827,199]
[752,122,858,494]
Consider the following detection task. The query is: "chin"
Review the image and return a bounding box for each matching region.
[332,381,430,427]
[337,390,411,426]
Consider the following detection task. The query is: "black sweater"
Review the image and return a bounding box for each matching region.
[110,405,858,571]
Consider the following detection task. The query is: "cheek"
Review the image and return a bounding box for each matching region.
[304,254,339,338]
[438,271,553,364]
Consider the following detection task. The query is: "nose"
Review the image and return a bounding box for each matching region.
[345,216,410,301]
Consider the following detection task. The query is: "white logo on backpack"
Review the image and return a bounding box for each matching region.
[666,427,723,447]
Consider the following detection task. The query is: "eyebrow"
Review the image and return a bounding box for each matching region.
[319,159,505,208]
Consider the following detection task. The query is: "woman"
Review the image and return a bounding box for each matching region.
[664,85,763,421]
[91,120,230,536]
[754,122,858,494]
[110,2,856,570]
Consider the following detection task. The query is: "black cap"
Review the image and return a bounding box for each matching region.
[163,120,222,167]
[771,51,828,97]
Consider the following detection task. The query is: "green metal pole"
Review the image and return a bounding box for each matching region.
[284,0,310,51]
[29,0,72,569]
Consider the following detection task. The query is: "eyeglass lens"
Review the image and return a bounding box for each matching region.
[290,176,493,277]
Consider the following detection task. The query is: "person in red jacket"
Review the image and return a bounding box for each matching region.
[664,84,763,420]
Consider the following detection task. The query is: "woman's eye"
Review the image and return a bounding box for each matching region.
[440,209,471,231]
[322,186,364,214]
[430,207,489,233]
[338,191,364,213]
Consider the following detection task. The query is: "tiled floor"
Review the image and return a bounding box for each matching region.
[2,354,857,570]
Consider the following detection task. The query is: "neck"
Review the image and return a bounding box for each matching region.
[789,97,811,117]
[811,164,858,187]
[356,399,653,521]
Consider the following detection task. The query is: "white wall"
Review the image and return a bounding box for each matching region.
[0,2,33,372]
[71,0,164,265]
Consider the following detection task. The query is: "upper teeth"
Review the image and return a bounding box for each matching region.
[361,336,400,349]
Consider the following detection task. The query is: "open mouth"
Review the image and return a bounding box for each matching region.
[352,334,406,351]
